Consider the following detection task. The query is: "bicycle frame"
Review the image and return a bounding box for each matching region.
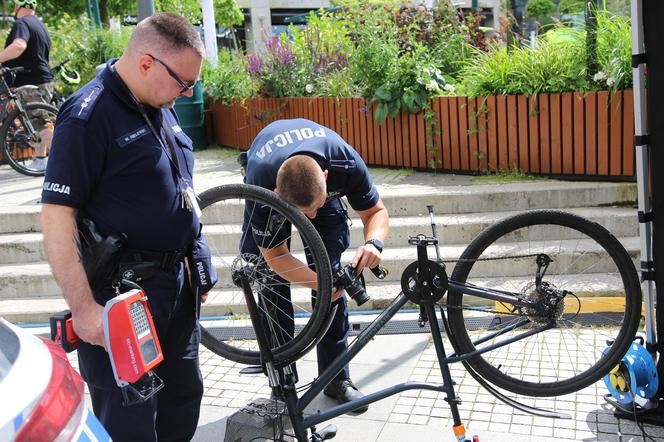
[239,234,570,442]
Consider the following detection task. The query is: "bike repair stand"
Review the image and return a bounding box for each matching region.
[403,234,476,442]
[603,0,661,424]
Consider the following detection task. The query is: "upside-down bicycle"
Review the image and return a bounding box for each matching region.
[196,183,641,441]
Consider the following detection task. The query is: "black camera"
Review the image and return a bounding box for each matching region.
[333,264,370,306]
[333,264,389,306]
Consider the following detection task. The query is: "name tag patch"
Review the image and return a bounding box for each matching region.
[116,125,150,148]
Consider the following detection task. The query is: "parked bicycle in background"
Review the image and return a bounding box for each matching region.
[0,66,58,176]
[14,56,81,109]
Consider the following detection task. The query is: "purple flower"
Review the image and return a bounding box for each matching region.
[246,54,263,75]
[314,51,347,73]
[265,36,295,66]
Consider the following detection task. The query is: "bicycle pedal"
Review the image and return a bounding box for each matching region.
[310,424,336,441]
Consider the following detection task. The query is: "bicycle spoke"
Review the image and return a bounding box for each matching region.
[197,185,332,366]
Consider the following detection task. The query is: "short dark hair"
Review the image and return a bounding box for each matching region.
[276,156,326,207]
[129,12,205,58]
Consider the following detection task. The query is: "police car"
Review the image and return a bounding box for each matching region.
[0,318,111,442]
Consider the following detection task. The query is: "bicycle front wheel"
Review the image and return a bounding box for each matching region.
[0,101,58,177]
[198,184,333,366]
[447,210,641,397]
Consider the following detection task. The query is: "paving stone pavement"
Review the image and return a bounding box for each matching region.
[4,146,662,441]
[50,328,664,442]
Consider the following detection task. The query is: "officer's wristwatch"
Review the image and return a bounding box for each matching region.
[365,239,384,253]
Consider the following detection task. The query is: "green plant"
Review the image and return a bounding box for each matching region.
[558,0,585,15]
[458,37,587,97]
[49,17,132,95]
[525,0,556,22]
[202,50,256,104]
[474,166,547,183]
[246,35,303,97]
[287,11,357,97]
[592,10,632,90]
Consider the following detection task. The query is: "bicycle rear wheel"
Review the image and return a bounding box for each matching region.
[447,210,641,397]
[198,184,333,366]
[0,101,57,177]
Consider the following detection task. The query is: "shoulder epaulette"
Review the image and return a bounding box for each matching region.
[71,83,104,121]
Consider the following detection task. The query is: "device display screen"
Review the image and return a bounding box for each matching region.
[130,301,150,337]
[140,339,158,362]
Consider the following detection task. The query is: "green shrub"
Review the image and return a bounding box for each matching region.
[50,17,131,95]
[458,38,587,97]
[198,0,630,108]
[593,10,632,90]
[287,11,357,97]
[526,0,556,22]
[202,50,256,104]
[558,0,585,15]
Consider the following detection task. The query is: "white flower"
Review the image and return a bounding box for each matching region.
[305,84,314,94]
[443,83,456,92]
[425,80,440,91]
[606,77,615,86]
[593,71,607,82]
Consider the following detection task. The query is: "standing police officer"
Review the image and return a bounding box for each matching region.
[244,118,389,412]
[41,13,212,441]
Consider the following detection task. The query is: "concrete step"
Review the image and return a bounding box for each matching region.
[0,232,44,264]
[0,176,637,236]
[374,180,636,217]
[0,205,41,234]
[203,206,638,254]
[2,267,633,325]
[0,233,640,302]
[0,206,638,265]
[210,236,640,288]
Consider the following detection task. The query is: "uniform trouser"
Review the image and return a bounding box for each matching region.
[241,198,351,382]
[77,262,203,442]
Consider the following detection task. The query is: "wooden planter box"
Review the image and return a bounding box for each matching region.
[209,90,634,180]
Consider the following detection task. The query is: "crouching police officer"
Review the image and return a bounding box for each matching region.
[243,118,390,412]
[40,13,215,441]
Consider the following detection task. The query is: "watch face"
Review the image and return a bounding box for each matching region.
[367,239,383,252]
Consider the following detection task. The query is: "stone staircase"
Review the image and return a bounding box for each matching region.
[0,179,638,324]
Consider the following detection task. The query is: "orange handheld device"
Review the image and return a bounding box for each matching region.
[50,310,81,353]
[103,289,164,405]
[50,289,164,406]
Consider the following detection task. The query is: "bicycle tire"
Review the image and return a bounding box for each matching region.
[447,210,641,397]
[198,184,333,366]
[0,101,58,177]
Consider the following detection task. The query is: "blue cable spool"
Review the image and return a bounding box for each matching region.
[603,339,658,407]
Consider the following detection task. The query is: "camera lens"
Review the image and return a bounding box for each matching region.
[349,287,370,306]
[334,264,371,306]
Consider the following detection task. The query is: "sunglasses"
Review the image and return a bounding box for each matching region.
[147,54,197,94]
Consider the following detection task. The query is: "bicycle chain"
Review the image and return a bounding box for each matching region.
[432,253,543,318]
[439,253,541,264]
[441,302,526,317]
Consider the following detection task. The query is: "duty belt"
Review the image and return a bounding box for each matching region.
[123,248,188,269]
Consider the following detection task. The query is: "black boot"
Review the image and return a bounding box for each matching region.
[323,379,368,413]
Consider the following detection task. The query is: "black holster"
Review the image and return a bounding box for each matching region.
[77,217,127,292]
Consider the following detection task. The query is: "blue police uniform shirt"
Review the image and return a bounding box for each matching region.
[42,60,199,251]
[245,118,379,246]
